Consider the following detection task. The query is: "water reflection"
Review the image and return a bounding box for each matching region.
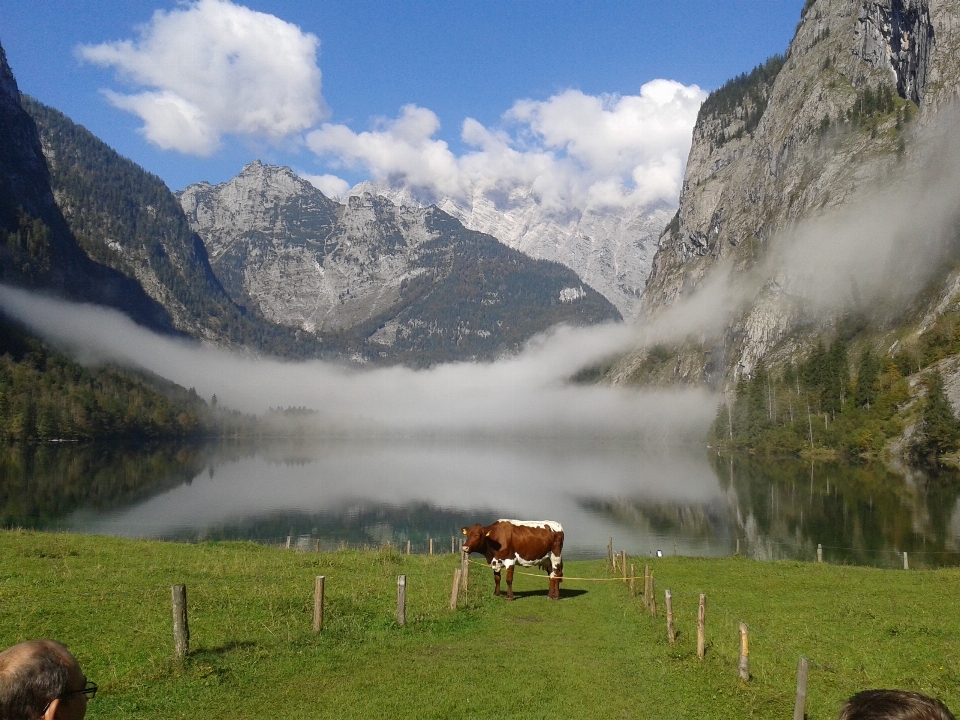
[2,440,959,566]
[712,454,960,568]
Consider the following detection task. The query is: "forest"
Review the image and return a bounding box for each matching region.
[710,332,960,464]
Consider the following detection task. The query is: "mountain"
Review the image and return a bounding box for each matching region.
[22,98,324,359]
[597,0,960,461]
[179,162,620,365]
[611,0,960,389]
[0,44,172,332]
[349,181,671,320]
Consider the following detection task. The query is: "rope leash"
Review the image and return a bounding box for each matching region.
[465,556,646,581]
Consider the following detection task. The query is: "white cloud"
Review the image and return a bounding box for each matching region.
[306,80,705,214]
[308,105,471,199]
[300,172,350,199]
[78,0,325,156]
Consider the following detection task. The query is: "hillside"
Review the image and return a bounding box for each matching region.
[22,98,325,360]
[180,163,620,365]
[0,44,173,333]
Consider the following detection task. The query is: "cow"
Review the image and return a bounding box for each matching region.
[460,519,564,600]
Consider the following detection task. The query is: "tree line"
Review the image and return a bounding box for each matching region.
[711,338,960,464]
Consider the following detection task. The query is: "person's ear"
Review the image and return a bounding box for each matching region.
[42,697,60,720]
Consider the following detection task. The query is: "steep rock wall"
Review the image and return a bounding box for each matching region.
[632,0,960,387]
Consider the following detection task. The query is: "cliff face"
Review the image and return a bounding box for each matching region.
[180,163,620,365]
[629,0,960,387]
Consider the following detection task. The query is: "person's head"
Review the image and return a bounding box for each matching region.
[840,690,956,720]
[0,640,94,720]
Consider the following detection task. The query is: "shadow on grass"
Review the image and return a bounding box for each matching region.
[192,640,258,657]
[503,588,588,600]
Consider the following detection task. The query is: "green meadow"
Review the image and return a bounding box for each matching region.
[1,530,958,719]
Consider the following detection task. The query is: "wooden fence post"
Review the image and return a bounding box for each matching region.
[817,543,823,563]
[460,550,469,596]
[406,540,411,555]
[621,551,627,583]
[665,589,675,644]
[313,576,325,633]
[171,584,189,659]
[608,537,614,567]
[397,575,406,626]
[736,538,740,556]
[903,551,909,570]
[429,538,434,555]
[315,539,321,553]
[285,535,291,549]
[793,657,809,720]
[649,576,657,617]
[450,569,461,610]
[738,622,749,680]
[630,564,636,597]
[697,594,706,660]
[643,566,651,608]
[451,536,455,554]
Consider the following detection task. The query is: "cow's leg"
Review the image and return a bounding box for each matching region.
[548,551,563,600]
[490,558,504,596]
[505,563,515,601]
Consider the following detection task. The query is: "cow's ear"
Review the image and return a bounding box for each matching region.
[460,527,468,535]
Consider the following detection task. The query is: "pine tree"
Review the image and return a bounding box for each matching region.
[912,370,960,462]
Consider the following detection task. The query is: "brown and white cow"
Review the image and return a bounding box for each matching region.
[460,519,564,600]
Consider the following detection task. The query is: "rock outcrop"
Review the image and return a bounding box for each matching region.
[180,163,620,365]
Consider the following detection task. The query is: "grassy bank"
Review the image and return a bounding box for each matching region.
[2,531,958,719]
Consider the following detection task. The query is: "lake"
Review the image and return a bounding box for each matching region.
[2,439,959,567]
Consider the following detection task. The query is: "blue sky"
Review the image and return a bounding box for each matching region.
[0,1,801,195]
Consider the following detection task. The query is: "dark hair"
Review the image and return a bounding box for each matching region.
[840,690,956,720]
[0,640,73,720]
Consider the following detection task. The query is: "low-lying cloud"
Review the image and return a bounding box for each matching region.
[307,81,706,215]
[0,285,717,441]
[78,0,326,155]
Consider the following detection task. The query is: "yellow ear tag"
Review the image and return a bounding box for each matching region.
[461,529,467,535]
[485,532,490,537]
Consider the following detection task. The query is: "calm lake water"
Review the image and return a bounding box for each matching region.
[3,439,960,567]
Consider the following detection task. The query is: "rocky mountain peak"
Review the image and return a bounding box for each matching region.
[179,163,618,364]
[346,180,669,320]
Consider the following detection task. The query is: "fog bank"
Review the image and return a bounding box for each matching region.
[0,285,717,439]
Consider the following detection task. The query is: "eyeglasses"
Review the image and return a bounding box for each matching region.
[42,681,97,713]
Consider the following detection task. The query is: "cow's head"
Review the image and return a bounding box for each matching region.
[460,523,488,554]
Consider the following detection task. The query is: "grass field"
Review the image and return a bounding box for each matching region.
[1,530,958,719]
